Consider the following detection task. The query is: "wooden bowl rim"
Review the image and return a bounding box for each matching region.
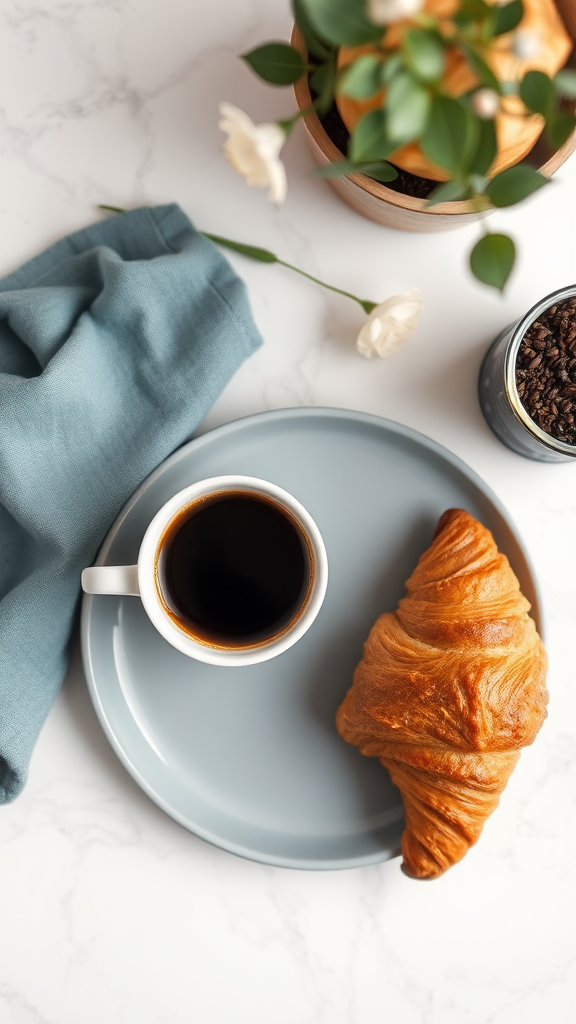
[291,24,576,218]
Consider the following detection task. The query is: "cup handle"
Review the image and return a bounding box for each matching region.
[81,565,140,596]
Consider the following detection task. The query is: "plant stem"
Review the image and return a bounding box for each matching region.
[278,106,311,134]
[97,208,378,315]
[274,257,376,314]
[201,232,377,313]
[278,98,321,135]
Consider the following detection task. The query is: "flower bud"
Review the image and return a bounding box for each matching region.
[366,0,423,27]
[472,88,500,120]
[513,30,541,61]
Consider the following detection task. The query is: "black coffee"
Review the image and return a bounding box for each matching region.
[160,492,312,647]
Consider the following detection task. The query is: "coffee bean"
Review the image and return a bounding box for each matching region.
[516,297,576,445]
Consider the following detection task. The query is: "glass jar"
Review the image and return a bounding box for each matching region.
[478,284,576,463]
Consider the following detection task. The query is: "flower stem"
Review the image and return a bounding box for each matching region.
[97,208,377,314]
[202,232,376,313]
[277,110,304,134]
[275,258,376,314]
[278,100,322,135]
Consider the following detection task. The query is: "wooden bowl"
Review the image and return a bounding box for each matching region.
[292,5,576,233]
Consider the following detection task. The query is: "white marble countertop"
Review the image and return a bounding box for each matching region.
[1,1,575,1022]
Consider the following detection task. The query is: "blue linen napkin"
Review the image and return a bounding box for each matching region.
[0,204,262,802]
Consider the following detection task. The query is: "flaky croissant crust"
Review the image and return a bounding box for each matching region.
[336,509,548,879]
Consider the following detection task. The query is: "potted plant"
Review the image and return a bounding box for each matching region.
[220,0,576,290]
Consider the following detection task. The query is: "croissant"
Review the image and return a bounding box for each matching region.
[336,508,548,879]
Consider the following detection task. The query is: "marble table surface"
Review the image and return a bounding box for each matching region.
[1,1,575,1022]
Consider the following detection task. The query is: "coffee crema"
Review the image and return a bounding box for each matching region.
[155,490,314,650]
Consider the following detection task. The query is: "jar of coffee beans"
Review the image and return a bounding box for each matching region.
[478,285,576,463]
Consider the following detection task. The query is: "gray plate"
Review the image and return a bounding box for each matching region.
[81,408,542,870]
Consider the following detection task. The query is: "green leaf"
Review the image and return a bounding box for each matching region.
[461,112,481,173]
[309,63,328,94]
[309,58,337,112]
[421,96,470,173]
[463,46,500,92]
[486,165,549,207]
[202,234,278,263]
[292,0,331,58]
[242,44,306,85]
[546,110,576,150]
[470,233,516,291]
[402,28,445,83]
[350,109,392,161]
[316,158,398,183]
[469,173,488,194]
[520,70,555,116]
[299,0,382,47]
[426,179,469,206]
[359,160,398,182]
[469,117,497,175]
[453,0,490,27]
[386,72,431,145]
[491,0,524,37]
[554,69,576,100]
[338,55,382,98]
[381,52,404,84]
[314,159,356,177]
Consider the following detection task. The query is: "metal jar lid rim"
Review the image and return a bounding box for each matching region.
[505,284,576,458]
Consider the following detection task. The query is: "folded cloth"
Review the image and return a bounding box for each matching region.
[0,204,262,802]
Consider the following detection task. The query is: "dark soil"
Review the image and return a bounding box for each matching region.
[318,101,437,200]
[515,297,576,445]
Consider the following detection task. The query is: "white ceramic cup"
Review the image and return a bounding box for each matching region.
[81,475,328,667]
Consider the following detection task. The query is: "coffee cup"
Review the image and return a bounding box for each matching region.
[81,475,328,666]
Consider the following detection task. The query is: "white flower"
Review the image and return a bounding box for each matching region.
[218,102,287,204]
[512,30,541,60]
[471,88,500,119]
[357,289,423,358]
[366,0,423,25]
